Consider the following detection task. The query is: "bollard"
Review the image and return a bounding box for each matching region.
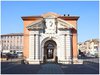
[55,56,58,63]
[43,56,46,63]
[21,59,25,64]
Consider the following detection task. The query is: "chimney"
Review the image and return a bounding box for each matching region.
[64,14,66,16]
[68,14,70,16]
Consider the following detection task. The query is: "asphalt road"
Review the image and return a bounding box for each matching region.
[1,62,41,74]
[1,59,99,74]
[61,63,99,74]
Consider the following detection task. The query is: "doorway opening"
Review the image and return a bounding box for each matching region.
[44,40,57,62]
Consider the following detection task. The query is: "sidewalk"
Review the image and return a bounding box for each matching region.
[1,58,22,64]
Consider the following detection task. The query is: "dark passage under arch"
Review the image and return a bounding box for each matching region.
[44,40,57,62]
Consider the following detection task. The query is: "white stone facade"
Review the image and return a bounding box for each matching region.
[27,16,73,64]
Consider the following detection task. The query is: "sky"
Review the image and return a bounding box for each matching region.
[1,1,99,42]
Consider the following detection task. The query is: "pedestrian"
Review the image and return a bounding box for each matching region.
[6,53,11,60]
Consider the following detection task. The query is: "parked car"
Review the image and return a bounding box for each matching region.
[1,53,7,58]
[11,54,18,58]
[17,52,23,57]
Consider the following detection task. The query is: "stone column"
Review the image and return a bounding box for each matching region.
[41,46,44,62]
[35,34,39,60]
[29,33,40,64]
[64,34,67,59]
[33,34,40,64]
[29,34,34,59]
[38,35,41,60]
[66,30,72,63]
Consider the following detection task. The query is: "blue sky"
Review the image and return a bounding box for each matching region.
[1,1,99,42]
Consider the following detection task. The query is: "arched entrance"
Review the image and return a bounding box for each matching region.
[44,40,57,62]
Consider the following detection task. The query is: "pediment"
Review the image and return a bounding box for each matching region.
[26,19,45,30]
[57,18,75,29]
[41,12,60,18]
[26,15,75,30]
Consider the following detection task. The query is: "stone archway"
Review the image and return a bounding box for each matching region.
[44,40,57,62]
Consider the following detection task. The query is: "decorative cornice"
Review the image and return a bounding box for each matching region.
[21,12,79,21]
[58,16,79,20]
[21,16,43,20]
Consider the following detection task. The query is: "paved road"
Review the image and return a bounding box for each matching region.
[1,62,41,74]
[1,58,99,74]
[61,63,99,74]
[1,62,99,74]
[38,63,64,74]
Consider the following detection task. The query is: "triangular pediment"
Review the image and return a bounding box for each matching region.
[26,12,76,30]
[57,18,76,29]
[26,19,45,30]
[26,18,75,30]
[41,12,60,18]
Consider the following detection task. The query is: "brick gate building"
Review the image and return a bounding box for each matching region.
[21,12,79,64]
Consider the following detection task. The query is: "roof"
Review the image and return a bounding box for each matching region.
[1,33,23,36]
[21,12,79,20]
[58,16,79,20]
